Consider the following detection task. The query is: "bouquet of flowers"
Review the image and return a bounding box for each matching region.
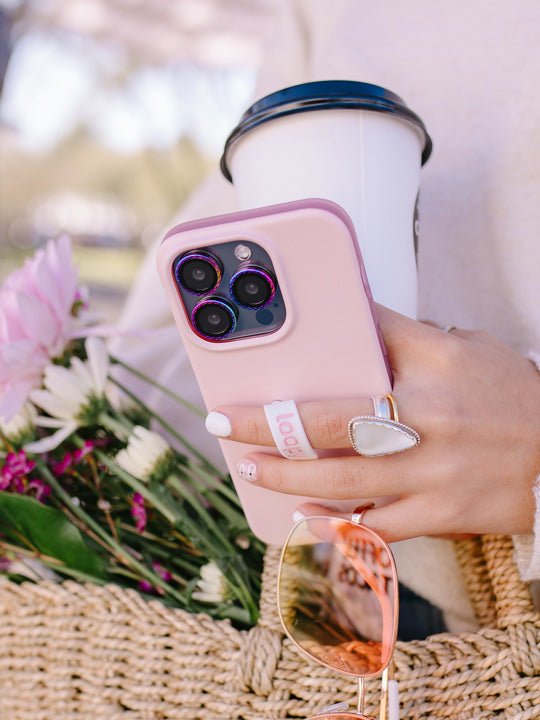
[0,236,264,627]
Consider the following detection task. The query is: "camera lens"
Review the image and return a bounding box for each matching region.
[192,298,237,339]
[176,252,221,294]
[230,266,275,309]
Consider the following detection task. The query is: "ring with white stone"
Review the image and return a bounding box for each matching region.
[348,393,420,457]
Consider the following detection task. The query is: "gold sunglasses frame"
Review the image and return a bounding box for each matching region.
[277,513,400,720]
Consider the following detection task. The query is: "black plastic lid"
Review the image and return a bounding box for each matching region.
[220,80,433,182]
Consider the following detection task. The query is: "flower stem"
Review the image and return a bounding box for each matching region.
[95,450,178,524]
[178,471,259,544]
[166,475,235,553]
[35,459,188,606]
[98,412,133,440]
[219,561,260,622]
[185,462,242,507]
[109,377,222,474]
[89,456,119,543]
[109,354,206,418]
[217,605,251,625]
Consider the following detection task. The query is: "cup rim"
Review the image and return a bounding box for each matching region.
[220,80,433,182]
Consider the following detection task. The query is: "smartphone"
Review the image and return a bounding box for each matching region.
[156,199,392,545]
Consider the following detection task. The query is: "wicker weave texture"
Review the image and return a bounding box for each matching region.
[0,535,538,720]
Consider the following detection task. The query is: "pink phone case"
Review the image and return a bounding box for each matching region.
[157,199,392,545]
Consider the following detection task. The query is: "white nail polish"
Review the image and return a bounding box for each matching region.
[205,411,232,438]
[292,510,306,523]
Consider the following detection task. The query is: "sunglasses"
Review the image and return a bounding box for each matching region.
[277,512,400,720]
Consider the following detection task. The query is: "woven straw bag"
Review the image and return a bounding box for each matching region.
[0,534,538,719]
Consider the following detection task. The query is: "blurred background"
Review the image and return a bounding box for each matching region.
[0,0,279,321]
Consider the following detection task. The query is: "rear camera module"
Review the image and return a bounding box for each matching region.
[192,298,237,340]
[230,266,275,309]
[176,252,221,294]
[173,240,285,341]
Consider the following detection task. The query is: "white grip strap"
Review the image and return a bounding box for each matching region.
[263,400,318,460]
[388,680,400,720]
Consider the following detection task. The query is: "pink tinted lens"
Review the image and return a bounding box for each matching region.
[278,517,398,677]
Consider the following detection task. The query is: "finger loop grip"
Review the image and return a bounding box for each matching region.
[263,400,318,460]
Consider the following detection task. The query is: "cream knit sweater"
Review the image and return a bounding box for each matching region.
[114,0,540,631]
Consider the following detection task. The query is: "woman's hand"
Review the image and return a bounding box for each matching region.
[207,304,540,543]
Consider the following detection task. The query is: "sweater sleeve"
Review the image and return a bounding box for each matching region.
[512,351,540,581]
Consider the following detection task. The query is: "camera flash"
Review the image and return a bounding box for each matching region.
[234,244,251,261]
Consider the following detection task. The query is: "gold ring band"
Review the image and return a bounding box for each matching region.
[351,503,376,525]
[371,393,399,422]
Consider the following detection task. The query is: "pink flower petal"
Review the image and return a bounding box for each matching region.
[0,291,27,342]
[0,236,81,419]
[13,291,60,351]
[0,378,40,423]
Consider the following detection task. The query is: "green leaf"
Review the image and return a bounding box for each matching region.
[0,493,107,580]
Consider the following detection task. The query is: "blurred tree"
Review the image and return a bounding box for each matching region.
[1,125,212,247]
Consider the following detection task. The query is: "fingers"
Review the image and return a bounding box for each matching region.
[374,303,434,356]
[297,499,446,544]
[377,303,499,364]
[208,397,373,449]
[204,306,538,541]
[235,450,413,499]
[206,308,478,452]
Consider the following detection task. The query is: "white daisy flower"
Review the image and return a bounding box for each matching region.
[0,402,37,446]
[115,425,171,482]
[192,561,227,604]
[25,336,109,453]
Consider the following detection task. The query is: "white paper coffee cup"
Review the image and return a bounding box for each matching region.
[220,81,432,318]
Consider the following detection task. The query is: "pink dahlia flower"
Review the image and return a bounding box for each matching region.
[0,235,80,422]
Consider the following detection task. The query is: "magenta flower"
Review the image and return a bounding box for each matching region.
[72,439,97,462]
[0,449,50,502]
[0,235,81,422]
[152,562,172,582]
[138,563,172,596]
[0,469,11,491]
[52,452,73,476]
[1,450,36,485]
[27,479,52,502]
[51,440,100,478]
[138,579,154,594]
[131,492,147,533]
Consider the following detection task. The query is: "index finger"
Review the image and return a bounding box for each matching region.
[206,397,374,449]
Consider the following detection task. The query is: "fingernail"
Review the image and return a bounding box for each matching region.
[292,510,306,523]
[237,459,258,483]
[205,411,232,438]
